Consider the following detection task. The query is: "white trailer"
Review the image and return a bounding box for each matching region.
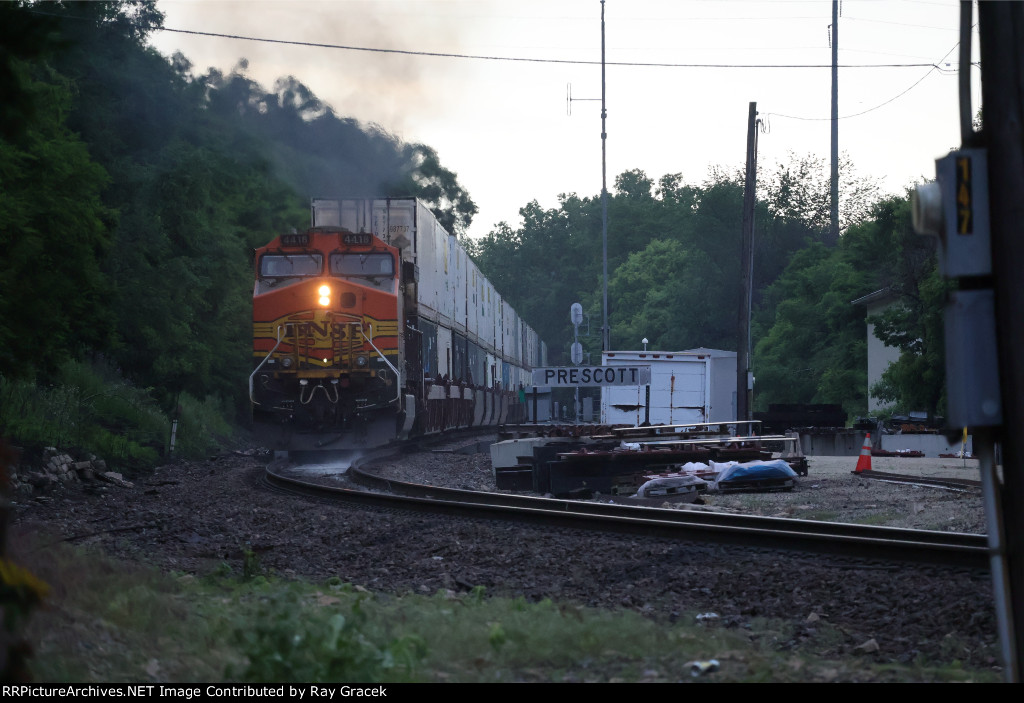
[310,197,546,391]
[600,349,737,426]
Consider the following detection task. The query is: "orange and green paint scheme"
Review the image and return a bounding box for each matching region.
[252,231,400,376]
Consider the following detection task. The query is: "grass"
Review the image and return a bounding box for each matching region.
[9,533,1003,684]
[0,360,237,473]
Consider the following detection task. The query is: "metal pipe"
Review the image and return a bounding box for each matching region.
[977,430,1019,681]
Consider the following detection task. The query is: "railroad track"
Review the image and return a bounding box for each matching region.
[856,469,982,493]
[263,443,991,571]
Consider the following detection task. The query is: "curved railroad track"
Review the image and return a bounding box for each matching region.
[856,469,982,493]
[264,443,991,571]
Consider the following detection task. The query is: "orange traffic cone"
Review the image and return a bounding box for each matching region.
[854,433,872,473]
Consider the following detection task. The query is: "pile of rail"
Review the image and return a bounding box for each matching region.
[497,420,807,499]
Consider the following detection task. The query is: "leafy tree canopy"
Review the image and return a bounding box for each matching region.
[1,0,477,414]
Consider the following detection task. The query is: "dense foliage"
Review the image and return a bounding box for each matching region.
[0,1,478,434]
[469,162,942,419]
[0,0,944,448]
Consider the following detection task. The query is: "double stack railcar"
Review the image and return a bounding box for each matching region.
[250,198,546,450]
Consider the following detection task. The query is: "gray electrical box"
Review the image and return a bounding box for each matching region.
[934,149,992,278]
[913,148,1002,429]
[944,289,1003,427]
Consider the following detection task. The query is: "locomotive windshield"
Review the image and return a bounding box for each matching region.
[260,253,322,277]
[330,252,395,291]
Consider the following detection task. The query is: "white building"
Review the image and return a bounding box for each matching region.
[851,288,903,413]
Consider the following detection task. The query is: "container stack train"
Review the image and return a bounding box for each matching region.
[250,197,546,450]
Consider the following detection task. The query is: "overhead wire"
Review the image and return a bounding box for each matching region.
[28,6,960,71]
[152,24,956,70]
[29,5,975,121]
[766,30,975,122]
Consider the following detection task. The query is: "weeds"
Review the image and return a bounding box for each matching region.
[0,359,237,471]
[14,535,1004,684]
[227,589,426,683]
[242,546,260,581]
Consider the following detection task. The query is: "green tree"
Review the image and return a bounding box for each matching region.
[869,265,947,417]
[0,55,115,378]
[0,1,63,139]
[752,194,942,417]
[752,244,870,416]
[383,143,478,236]
[760,152,883,244]
[608,239,734,351]
[35,0,308,409]
[861,197,946,417]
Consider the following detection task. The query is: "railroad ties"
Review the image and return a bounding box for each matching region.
[492,421,806,500]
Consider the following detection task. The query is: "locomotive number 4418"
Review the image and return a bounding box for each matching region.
[342,232,373,245]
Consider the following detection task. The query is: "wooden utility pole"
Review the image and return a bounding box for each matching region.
[737,102,758,422]
[978,0,1024,683]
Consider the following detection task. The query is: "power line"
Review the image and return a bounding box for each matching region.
[150,24,957,70]
[767,35,970,121]
[25,7,964,71]
[768,67,939,121]
[844,16,959,32]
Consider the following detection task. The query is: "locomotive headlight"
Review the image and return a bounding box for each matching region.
[356,355,368,367]
[281,357,293,369]
[318,284,331,306]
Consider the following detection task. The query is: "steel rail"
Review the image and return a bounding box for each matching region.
[264,451,989,570]
[855,470,982,492]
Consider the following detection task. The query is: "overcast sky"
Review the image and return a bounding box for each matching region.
[148,0,980,239]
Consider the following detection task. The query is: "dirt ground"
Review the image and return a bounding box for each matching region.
[699,454,988,533]
[9,442,1001,680]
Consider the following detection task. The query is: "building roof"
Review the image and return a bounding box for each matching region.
[850,287,896,306]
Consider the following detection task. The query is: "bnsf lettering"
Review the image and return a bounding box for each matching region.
[284,322,362,339]
[297,321,331,337]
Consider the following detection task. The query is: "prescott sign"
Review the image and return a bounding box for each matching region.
[532,365,652,387]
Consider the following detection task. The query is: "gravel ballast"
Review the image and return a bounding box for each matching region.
[11,438,1001,678]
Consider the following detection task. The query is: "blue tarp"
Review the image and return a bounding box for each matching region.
[714,459,797,486]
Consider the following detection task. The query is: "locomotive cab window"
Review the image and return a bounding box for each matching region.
[259,253,323,278]
[330,252,395,291]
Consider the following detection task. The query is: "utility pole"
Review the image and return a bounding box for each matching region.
[568,2,609,351]
[600,0,610,352]
[737,102,758,423]
[977,0,1024,682]
[829,0,840,245]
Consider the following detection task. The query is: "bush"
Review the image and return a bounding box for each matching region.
[229,590,425,683]
[0,359,238,469]
[172,393,235,459]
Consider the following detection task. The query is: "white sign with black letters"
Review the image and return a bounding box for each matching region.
[532,366,651,387]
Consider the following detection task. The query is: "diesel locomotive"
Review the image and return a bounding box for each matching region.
[250,198,546,450]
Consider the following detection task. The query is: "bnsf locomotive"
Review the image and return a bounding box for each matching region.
[250,198,546,450]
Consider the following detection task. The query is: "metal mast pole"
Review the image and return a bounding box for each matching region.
[600,0,610,352]
[829,0,840,244]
